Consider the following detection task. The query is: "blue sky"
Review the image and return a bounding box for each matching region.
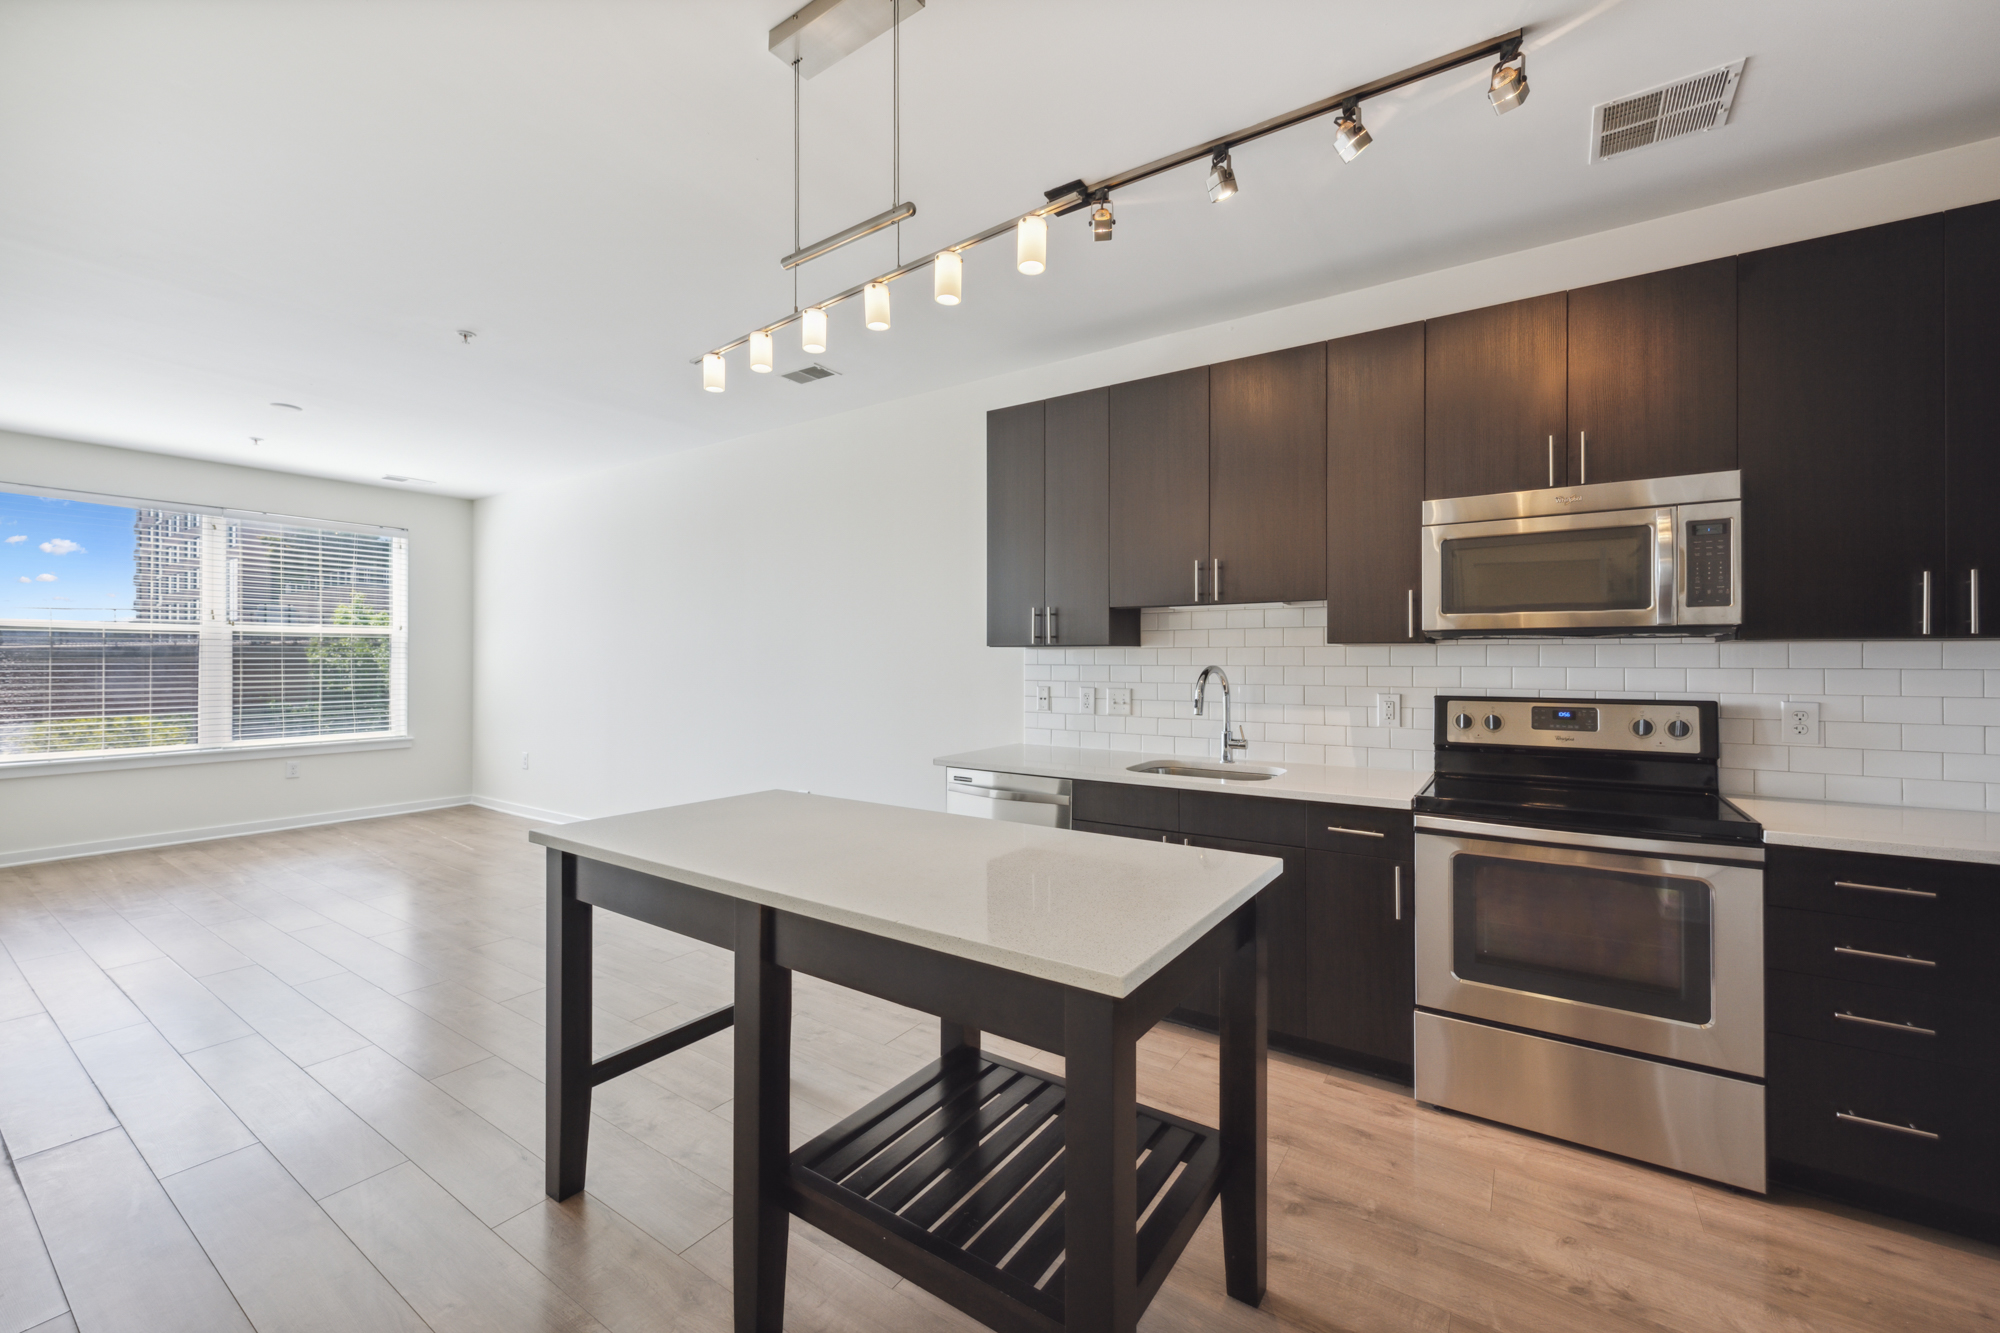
[0,491,142,619]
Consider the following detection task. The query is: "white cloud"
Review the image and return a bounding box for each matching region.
[39,538,82,555]
[3,534,24,543]
[35,573,57,582]
[15,576,25,583]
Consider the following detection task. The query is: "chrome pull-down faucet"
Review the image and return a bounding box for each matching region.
[1193,664,1248,763]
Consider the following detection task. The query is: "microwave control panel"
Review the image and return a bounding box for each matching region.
[1684,519,1733,607]
[1441,698,1706,756]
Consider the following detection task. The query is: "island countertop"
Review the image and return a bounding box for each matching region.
[530,789,1282,997]
[934,743,1431,809]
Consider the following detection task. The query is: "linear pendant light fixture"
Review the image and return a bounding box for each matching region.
[697,26,1529,383]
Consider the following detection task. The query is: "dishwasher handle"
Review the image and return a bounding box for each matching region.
[949,786,1070,807]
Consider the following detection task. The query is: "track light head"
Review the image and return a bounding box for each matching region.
[1489,42,1529,114]
[1206,150,1238,204]
[1090,193,1114,242]
[1334,102,1372,163]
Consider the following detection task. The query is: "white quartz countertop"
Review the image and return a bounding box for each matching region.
[530,790,1281,997]
[934,744,1430,810]
[1735,797,2000,867]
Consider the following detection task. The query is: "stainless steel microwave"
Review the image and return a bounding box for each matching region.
[1421,471,1741,636]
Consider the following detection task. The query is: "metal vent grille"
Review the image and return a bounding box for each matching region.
[1590,60,1744,163]
[781,363,840,383]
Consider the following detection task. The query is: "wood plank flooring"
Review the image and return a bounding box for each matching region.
[0,806,1996,1333]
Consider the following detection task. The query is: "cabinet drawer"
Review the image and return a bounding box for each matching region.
[1179,791,1308,847]
[1071,819,1175,843]
[1767,969,1951,1064]
[1072,781,1179,833]
[1767,906,1949,993]
[1767,846,1982,924]
[1768,1032,1976,1207]
[1306,803,1413,859]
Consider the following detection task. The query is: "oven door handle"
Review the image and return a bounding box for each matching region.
[1414,814,1764,865]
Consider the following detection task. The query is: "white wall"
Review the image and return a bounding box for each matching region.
[1,429,474,862]
[475,134,2000,823]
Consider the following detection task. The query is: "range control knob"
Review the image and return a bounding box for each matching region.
[1631,718,1655,737]
[1483,713,1504,732]
[1453,712,1473,731]
[1667,719,1691,739]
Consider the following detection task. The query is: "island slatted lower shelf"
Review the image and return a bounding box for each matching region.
[791,1051,1225,1333]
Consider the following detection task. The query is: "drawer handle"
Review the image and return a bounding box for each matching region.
[1326,826,1386,838]
[1833,880,1937,900]
[1832,946,1936,968]
[1834,1011,1937,1037]
[1835,1111,1940,1142]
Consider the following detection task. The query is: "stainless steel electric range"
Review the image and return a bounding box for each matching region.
[1411,695,1767,1191]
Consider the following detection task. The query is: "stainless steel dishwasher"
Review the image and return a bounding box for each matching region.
[943,768,1071,828]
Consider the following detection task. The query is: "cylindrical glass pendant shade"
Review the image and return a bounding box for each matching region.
[1017,215,1047,274]
[934,250,962,304]
[749,329,773,372]
[801,307,827,354]
[865,281,891,331]
[702,352,725,393]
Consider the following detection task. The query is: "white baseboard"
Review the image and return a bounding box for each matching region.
[466,794,585,825]
[0,795,478,868]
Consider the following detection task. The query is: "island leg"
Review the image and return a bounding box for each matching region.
[735,902,792,1333]
[1062,991,1138,1333]
[1217,902,1268,1305]
[546,849,592,1200]
[939,1019,981,1063]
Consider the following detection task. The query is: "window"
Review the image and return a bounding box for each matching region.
[0,484,407,766]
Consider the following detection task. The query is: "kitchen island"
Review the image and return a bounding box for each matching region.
[531,790,1281,1333]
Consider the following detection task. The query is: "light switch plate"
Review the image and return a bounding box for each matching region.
[1376,692,1401,728]
[284,760,301,779]
[1781,700,1821,746]
[1033,684,1052,712]
[1078,686,1097,714]
[1108,687,1132,716]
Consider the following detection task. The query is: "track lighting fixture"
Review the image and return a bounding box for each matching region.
[864,281,891,331]
[749,329,773,372]
[702,352,725,393]
[934,249,962,304]
[1489,41,1529,114]
[1017,214,1047,274]
[1333,102,1372,163]
[1206,150,1238,203]
[801,306,827,354]
[1090,194,1114,241]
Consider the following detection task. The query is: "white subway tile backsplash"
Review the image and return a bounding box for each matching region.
[1902,670,1983,697]
[1902,779,1987,810]
[1901,724,1985,753]
[1864,750,1941,780]
[1788,642,1864,668]
[1862,694,1941,724]
[1864,642,1942,668]
[1945,697,2000,725]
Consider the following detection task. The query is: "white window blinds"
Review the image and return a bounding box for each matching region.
[0,484,408,764]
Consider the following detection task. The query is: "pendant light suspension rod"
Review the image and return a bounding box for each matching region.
[781,201,917,269]
[892,0,901,267]
[698,26,1524,363]
[792,56,801,311]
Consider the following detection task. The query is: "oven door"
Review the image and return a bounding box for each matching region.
[1414,817,1763,1076]
[1423,506,1676,633]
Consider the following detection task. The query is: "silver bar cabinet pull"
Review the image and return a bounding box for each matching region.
[1046,606,1057,644]
[1836,1111,1940,1142]
[1834,880,1937,900]
[1833,945,1937,968]
[1393,866,1402,922]
[1406,589,1415,639]
[1922,569,1933,636]
[1834,1011,1937,1037]
[1194,558,1202,604]
[1212,558,1221,603]
[1547,436,1554,487]
[1580,431,1587,485]
[1974,568,1982,636]
[1326,826,1386,838]
[1030,606,1040,644]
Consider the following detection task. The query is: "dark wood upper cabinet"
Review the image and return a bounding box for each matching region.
[985,402,1044,647]
[1107,368,1209,608]
[1947,200,2000,638]
[1425,291,1568,500]
[1043,388,1113,647]
[1305,849,1414,1071]
[1209,344,1326,604]
[1566,257,1737,486]
[1739,215,1947,640]
[1326,322,1425,643]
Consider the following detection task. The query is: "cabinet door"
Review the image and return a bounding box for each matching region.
[1174,836,1308,1041]
[1425,292,1568,500]
[1567,258,1737,485]
[1209,344,1327,604]
[1947,200,2000,638]
[1739,216,1947,640]
[1326,322,1425,643]
[1043,388,1112,647]
[1305,849,1414,1068]
[986,402,1044,647]
[1108,368,1209,608]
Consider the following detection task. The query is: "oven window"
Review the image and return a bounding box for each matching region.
[1440,526,1652,615]
[1451,853,1712,1024]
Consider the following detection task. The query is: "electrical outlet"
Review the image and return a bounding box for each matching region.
[284,760,300,779]
[1078,685,1097,714]
[1375,692,1401,728]
[1107,688,1132,716]
[521,752,532,769]
[1033,684,1052,712]
[1781,700,1821,746]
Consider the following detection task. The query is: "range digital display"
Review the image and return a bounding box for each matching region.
[1531,705,1599,732]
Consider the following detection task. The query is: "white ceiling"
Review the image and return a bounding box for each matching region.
[2,1,1998,498]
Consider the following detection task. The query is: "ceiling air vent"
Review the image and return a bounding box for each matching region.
[782,363,840,383]
[1590,59,1745,164]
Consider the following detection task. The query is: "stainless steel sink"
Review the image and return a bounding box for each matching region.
[1126,761,1286,782]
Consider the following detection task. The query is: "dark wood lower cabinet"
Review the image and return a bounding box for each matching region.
[1304,850,1414,1073]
